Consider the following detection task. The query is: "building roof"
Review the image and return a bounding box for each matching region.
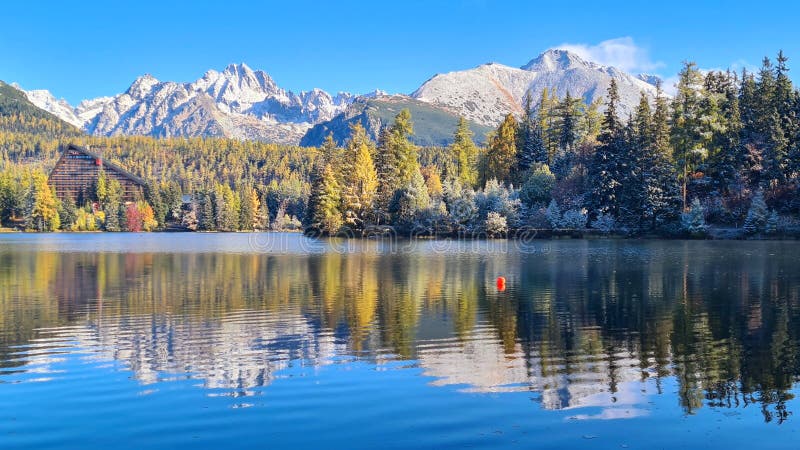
[63,144,147,186]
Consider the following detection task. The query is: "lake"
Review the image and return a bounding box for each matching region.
[0,233,798,449]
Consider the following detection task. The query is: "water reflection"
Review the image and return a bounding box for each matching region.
[0,238,798,424]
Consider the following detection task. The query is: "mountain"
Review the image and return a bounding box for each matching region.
[17,50,665,146]
[636,74,663,87]
[300,94,493,147]
[21,64,355,144]
[411,49,660,127]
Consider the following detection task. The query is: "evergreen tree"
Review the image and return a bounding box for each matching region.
[704,71,745,195]
[374,127,399,222]
[58,196,77,230]
[647,82,683,227]
[306,164,342,235]
[556,91,582,155]
[145,180,166,227]
[482,113,517,186]
[213,184,240,231]
[618,94,651,228]
[239,185,259,231]
[197,191,215,231]
[257,194,271,230]
[450,117,479,187]
[391,109,419,185]
[744,191,769,234]
[537,88,560,160]
[681,198,708,236]
[671,62,706,210]
[588,79,626,218]
[515,93,548,181]
[102,178,123,231]
[389,169,430,231]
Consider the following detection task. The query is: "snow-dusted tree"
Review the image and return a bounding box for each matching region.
[519,164,555,207]
[545,199,561,229]
[484,212,507,237]
[588,79,626,218]
[516,93,548,180]
[681,198,708,236]
[743,191,769,234]
[766,209,779,234]
[474,178,520,228]
[561,208,588,229]
[591,212,616,233]
[389,169,430,232]
[671,62,707,210]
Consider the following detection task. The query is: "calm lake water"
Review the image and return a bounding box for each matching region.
[0,233,799,449]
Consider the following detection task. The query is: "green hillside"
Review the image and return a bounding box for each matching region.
[0,81,81,137]
[300,95,492,147]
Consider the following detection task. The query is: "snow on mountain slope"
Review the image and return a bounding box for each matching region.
[20,50,665,144]
[411,49,660,127]
[22,63,355,144]
[20,88,85,128]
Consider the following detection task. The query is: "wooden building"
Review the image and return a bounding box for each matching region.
[48,144,146,203]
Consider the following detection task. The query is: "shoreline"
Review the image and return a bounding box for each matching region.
[0,228,798,241]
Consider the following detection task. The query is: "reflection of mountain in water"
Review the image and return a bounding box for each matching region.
[0,239,798,422]
[71,311,344,389]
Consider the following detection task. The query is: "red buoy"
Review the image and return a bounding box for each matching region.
[496,276,506,292]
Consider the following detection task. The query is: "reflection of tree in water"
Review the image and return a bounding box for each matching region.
[0,241,798,421]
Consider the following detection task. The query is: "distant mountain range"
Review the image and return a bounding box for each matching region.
[14,49,663,146]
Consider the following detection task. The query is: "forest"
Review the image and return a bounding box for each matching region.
[1,52,800,237]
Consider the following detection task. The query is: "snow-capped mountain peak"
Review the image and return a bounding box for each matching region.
[412,49,660,126]
[127,74,160,98]
[19,64,360,144]
[521,49,593,72]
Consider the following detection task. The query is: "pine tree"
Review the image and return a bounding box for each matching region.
[743,190,769,234]
[618,94,651,228]
[145,180,166,227]
[257,195,271,230]
[213,184,240,231]
[556,91,582,155]
[537,88,560,160]
[704,71,745,195]
[482,113,517,186]
[515,93,548,181]
[341,123,379,229]
[319,133,340,169]
[306,164,342,235]
[646,82,682,227]
[389,168,430,232]
[239,185,259,231]
[671,62,706,210]
[198,191,215,231]
[102,178,123,231]
[391,109,419,185]
[450,117,479,187]
[681,198,708,236]
[374,127,398,222]
[588,79,626,218]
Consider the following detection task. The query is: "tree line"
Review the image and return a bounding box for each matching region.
[1,51,800,236]
[306,52,800,238]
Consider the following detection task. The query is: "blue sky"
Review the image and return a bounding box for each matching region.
[2,0,797,104]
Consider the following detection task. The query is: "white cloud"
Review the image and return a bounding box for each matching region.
[553,37,664,73]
